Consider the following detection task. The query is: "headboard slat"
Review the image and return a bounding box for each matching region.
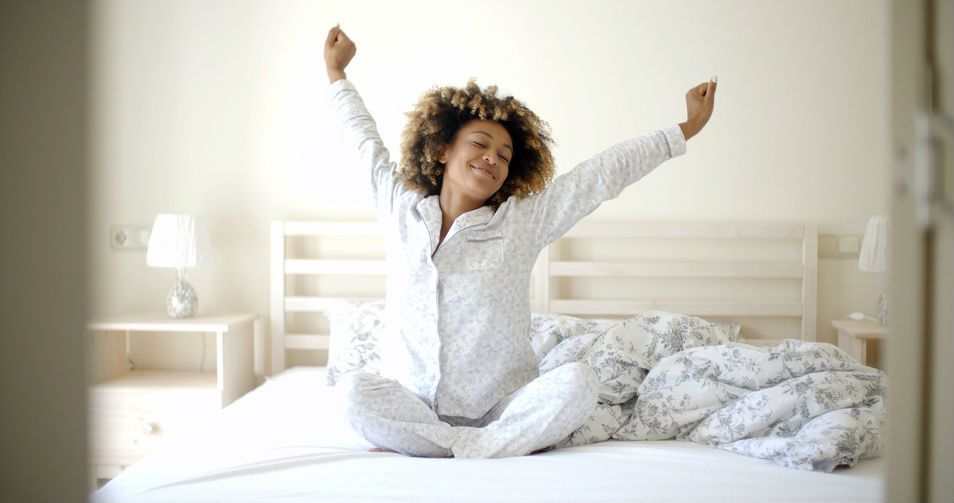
[285,259,388,275]
[561,222,804,239]
[801,224,819,341]
[549,261,804,279]
[270,221,287,373]
[548,299,804,317]
[284,221,384,236]
[285,296,379,312]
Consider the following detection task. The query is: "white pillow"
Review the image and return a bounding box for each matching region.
[324,299,386,386]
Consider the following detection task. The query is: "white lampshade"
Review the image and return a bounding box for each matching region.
[859,215,888,273]
[146,213,210,269]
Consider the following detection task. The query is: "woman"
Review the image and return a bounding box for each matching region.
[324,24,717,458]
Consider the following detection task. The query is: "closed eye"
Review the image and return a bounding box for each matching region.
[471,141,510,163]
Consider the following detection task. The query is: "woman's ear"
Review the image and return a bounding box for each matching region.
[438,145,448,164]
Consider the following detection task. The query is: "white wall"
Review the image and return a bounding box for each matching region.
[90,0,890,371]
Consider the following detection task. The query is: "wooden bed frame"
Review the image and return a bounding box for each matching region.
[269,220,818,375]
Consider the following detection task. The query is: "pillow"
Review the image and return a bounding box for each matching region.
[324,299,386,386]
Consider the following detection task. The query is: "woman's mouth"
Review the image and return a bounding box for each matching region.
[470,163,496,180]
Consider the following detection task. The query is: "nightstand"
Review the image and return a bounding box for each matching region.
[831,317,888,367]
[85,313,263,487]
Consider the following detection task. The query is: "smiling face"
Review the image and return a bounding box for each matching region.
[438,119,513,206]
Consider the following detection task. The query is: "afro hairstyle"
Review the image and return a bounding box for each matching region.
[398,79,556,210]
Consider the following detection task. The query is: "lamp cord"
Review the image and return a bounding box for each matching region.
[200,333,206,373]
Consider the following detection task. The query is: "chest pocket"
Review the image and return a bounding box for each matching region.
[457,230,505,272]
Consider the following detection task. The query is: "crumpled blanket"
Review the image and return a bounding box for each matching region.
[550,311,886,472]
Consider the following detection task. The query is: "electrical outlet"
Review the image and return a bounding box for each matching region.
[111,225,151,249]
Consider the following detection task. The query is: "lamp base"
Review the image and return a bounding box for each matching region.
[167,270,197,318]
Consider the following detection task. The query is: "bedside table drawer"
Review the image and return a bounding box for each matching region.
[89,405,171,464]
[89,372,219,466]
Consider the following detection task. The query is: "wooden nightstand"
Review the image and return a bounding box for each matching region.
[85,313,263,488]
[832,317,888,367]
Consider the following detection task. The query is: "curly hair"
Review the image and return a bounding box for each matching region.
[398,79,556,210]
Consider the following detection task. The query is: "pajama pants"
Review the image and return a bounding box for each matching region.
[339,362,599,458]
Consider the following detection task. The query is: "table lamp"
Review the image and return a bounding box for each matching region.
[147,213,209,318]
[858,215,889,326]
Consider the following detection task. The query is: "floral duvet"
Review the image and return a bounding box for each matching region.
[549,311,886,472]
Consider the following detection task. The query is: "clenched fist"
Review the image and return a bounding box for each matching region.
[325,24,356,83]
[679,76,717,141]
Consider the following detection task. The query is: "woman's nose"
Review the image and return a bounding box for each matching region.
[483,152,497,164]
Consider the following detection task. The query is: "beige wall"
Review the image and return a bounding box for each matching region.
[90,0,890,371]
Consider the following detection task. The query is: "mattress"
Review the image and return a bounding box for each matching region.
[91,366,885,503]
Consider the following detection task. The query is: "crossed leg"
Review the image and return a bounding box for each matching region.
[339,371,469,457]
[450,362,599,458]
[340,362,598,459]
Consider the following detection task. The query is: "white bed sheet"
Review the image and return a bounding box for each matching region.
[91,366,885,503]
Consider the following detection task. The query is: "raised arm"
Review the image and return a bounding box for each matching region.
[324,24,354,84]
[678,77,717,141]
[517,78,718,248]
[324,25,405,218]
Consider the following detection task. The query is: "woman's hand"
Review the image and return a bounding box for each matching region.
[679,76,717,141]
[324,24,356,83]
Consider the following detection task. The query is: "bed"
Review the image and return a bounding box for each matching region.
[91,220,886,502]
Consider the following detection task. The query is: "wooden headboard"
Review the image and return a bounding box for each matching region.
[270,220,818,375]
